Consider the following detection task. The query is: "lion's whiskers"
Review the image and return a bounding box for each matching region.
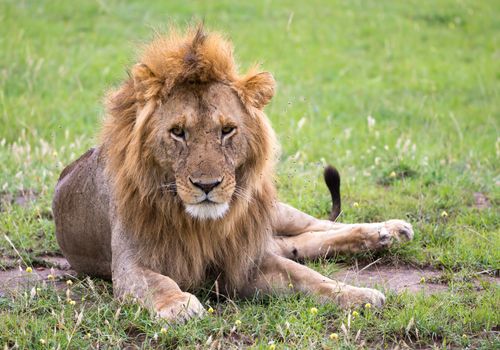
[233,186,253,203]
[159,182,177,195]
[160,182,176,189]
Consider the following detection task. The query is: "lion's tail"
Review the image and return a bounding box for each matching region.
[323,165,341,221]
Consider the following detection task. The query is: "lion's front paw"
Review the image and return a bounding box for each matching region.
[155,292,206,323]
[383,219,414,242]
[335,286,386,308]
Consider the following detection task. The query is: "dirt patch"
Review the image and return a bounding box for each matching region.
[333,265,449,294]
[35,255,72,269]
[473,192,491,210]
[0,256,76,297]
[1,257,497,297]
[333,264,499,294]
[0,189,38,210]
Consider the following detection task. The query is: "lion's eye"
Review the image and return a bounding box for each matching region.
[221,126,236,136]
[170,127,185,139]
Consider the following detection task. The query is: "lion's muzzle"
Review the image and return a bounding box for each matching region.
[181,176,232,220]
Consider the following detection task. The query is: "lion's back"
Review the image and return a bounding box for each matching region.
[53,147,113,279]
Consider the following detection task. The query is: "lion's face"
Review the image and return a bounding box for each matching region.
[104,29,276,224]
[148,82,250,220]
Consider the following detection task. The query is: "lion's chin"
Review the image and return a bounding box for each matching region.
[185,202,229,220]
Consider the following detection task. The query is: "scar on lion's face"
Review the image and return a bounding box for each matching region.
[149,82,250,220]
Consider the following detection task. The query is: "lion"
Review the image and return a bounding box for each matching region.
[53,26,413,322]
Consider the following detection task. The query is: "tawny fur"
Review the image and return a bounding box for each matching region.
[99,26,277,292]
[54,26,414,318]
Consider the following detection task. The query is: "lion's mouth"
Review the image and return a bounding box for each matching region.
[185,201,229,220]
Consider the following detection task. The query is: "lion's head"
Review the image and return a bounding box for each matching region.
[142,79,269,220]
[100,26,278,289]
[101,26,277,249]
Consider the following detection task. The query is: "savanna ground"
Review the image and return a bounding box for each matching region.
[0,0,499,349]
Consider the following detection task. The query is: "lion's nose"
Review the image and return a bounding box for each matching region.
[189,177,222,194]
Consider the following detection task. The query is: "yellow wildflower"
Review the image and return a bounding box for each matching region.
[352,311,359,317]
[235,319,242,326]
[25,267,33,273]
[208,307,214,314]
[329,333,339,340]
[365,303,371,309]
[353,202,359,208]
[441,210,448,217]
[310,307,318,315]
[47,274,55,281]
[389,171,397,178]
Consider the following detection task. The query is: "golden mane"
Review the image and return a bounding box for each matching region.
[99,26,278,293]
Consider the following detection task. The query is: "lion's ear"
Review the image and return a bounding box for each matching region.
[131,63,162,101]
[236,71,275,110]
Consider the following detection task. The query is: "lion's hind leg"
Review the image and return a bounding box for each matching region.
[273,220,413,260]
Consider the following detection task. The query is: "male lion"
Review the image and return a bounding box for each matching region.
[53,27,413,322]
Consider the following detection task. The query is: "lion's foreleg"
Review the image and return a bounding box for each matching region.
[246,253,385,308]
[273,220,414,260]
[111,225,205,323]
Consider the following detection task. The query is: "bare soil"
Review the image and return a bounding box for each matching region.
[0,256,76,297]
[1,256,497,297]
[473,192,491,210]
[0,189,38,210]
[333,265,448,293]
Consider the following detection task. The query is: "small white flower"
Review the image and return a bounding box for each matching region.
[297,117,307,130]
[367,115,376,129]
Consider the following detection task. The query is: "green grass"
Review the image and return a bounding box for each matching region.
[1,0,499,348]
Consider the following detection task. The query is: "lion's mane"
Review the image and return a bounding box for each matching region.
[99,26,278,293]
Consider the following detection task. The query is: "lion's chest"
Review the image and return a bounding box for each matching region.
[146,225,269,292]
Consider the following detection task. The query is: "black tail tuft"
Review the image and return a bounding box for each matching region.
[323,165,341,221]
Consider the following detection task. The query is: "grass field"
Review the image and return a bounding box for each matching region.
[1,0,499,348]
